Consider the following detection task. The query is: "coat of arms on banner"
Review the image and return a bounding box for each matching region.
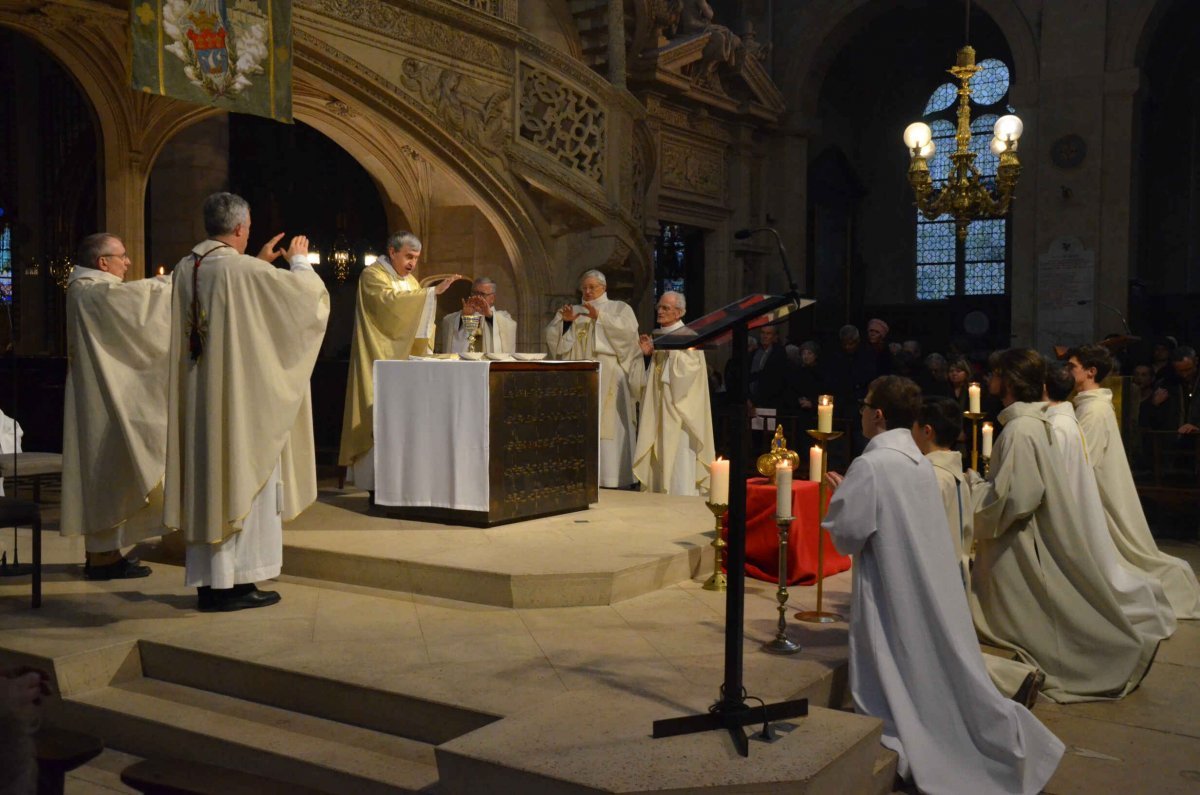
[131,0,292,122]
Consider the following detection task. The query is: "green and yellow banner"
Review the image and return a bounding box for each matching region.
[131,0,292,122]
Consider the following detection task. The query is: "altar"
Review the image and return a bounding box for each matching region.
[373,359,600,526]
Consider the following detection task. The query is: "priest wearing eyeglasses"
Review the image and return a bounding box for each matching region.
[436,276,517,355]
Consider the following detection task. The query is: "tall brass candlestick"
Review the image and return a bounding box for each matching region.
[796,429,845,624]
[703,501,729,591]
[763,513,802,654]
[963,411,987,472]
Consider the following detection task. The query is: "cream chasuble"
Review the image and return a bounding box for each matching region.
[1074,388,1200,619]
[972,402,1157,703]
[926,449,1042,698]
[436,309,517,355]
[632,322,714,496]
[61,267,172,552]
[1044,402,1175,640]
[164,243,328,555]
[339,258,436,474]
[545,294,640,487]
[825,429,1063,794]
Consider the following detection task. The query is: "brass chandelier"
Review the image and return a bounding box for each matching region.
[902,1,1023,240]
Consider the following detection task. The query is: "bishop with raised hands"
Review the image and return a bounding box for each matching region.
[164,193,329,612]
[338,232,464,503]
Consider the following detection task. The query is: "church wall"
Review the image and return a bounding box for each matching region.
[146,116,231,274]
[772,0,1171,352]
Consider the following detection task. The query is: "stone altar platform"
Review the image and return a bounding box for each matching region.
[2,487,1198,794]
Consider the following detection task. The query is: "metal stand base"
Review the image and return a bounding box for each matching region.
[761,637,803,655]
[702,571,727,591]
[795,610,842,624]
[652,698,809,757]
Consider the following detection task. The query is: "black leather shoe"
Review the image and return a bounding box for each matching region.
[84,557,152,581]
[197,586,281,613]
[1012,669,1046,710]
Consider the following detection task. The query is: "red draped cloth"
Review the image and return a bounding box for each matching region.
[722,477,852,585]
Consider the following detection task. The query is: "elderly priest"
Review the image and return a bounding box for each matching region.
[632,291,714,496]
[824,376,1063,795]
[339,232,462,503]
[60,233,170,580]
[545,269,641,488]
[436,276,516,355]
[164,193,329,612]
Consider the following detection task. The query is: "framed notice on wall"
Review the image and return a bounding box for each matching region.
[1036,237,1094,354]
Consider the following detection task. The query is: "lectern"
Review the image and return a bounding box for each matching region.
[650,292,814,756]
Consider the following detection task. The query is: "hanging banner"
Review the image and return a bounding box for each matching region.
[130,0,292,123]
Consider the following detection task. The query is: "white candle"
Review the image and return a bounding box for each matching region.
[776,460,793,518]
[968,383,981,414]
[981,423,993,458]
[808,446,823,483]
[710,457,729,505]
[817,394,833,433]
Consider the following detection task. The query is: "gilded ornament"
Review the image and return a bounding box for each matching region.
[756,425,800,478]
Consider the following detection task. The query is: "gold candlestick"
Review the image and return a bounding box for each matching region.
[963,411,987,472]
[796,429,844,624]
[763,513,802,654]
[703,501,729,592]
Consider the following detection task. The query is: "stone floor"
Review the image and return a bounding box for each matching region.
[1,483,1198,794]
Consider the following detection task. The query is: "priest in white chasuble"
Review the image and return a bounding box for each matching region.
[60,233,169,580]
[435,277,517,355]
[164,193,329,613]
[338,233,463,500]
[632,291,714,496]
[1043,362,1176,640]
[1069,344,1200,619]
[824,376,1063,795]
[972,349,1157,703]
[545,269,641,488]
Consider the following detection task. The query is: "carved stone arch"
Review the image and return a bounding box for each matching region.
[1108,0,1175,71]
[293,39,553,338]
[779,0,1040,121]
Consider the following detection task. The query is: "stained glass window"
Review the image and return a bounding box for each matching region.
[0,224,11,303]
[914,59,1011,300]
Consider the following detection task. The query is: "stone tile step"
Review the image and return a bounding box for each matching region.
[63,677,439,795]
[138,640,499,746]
[435,690,886,794]
[869,747,900,795]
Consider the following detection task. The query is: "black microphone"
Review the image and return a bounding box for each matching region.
[734,227,799,296]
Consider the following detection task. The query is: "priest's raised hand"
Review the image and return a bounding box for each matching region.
[256,233,309,264]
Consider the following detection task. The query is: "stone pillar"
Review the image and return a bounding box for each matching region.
[1098,67,1141,338]
[607,0,626,89]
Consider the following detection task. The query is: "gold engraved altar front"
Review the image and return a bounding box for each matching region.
[488,363,599,524]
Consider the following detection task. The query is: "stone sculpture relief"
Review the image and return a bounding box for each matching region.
[661,138,723,199]
[398,58,510,155]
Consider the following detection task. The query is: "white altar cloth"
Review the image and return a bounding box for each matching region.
[373,360,600,511]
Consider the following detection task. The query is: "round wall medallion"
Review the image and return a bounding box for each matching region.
[1050,134,1087,169]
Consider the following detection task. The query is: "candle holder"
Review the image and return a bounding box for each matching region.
[963,411,987,472]
[703,501,729,592]
[796,429,845,624]
[981,454,991,480]
[762,514,803,655]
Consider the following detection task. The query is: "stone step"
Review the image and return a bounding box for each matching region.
[64,676,440,795]
[870,746,900,795]
[138,640,499,746]
[436,691,887,794]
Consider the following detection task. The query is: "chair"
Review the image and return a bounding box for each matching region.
[0,496,42,607]
[0,452,63,503]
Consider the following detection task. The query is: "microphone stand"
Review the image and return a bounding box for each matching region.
[734,227,800,301]
[0,298,32,577]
